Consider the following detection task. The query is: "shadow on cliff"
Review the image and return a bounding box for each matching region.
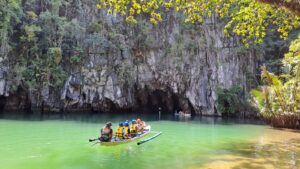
[0,96,5,118]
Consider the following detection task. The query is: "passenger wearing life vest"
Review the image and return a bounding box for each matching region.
[136,118,146,133]
[115,122,124,140]
[99,122,113,142]
[123,121,130,139]
[130,120,138,137]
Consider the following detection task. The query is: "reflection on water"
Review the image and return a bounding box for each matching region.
[199,128,300,169]
[1,112,264,125]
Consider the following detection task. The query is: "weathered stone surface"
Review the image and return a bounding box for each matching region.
[59,16,258,115]
[0,1,262,116]
[0,58,9,97]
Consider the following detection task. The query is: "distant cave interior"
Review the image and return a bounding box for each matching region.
[0,96,5,114]
[135,87,195,115]
[64,88,195,115]
[0,86,32,114]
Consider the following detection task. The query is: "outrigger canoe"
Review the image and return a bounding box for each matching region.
[100,125,151,146]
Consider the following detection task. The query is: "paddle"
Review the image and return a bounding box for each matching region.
[137,132,162,145]
[89,138,99,142]
[91,141,100,146]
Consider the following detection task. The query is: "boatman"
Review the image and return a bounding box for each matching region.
[99,122,113,142]
[136,118,146,133]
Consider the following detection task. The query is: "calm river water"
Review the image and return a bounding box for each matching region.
[0,114,299,169]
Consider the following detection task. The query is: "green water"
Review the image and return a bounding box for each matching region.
[0,115,299,169]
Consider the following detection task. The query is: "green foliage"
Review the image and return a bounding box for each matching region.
[97,0,300,46]
[250,89,265,111]
[63,19,84,38]
[0,0,21,34]
[251,36,300,120]
[21,25,41,42]
[169,34,185,57]
[26,11,38,20]
[38,11,67,47]
[70,46,83,64]
[3,0,82,106]
[0,0,22,57]
[115,63,134,86]
[216,86,243,116]
[48,47,62,65]
[70,55,81,64]
[130,20,158,50]
[87,21,103,33]
[51,0,62,14]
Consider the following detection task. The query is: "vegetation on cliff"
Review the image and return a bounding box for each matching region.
[1,0,300,121]
[96,0,300,127]
[96,0,300,46]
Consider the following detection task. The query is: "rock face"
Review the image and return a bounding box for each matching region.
[0,1,261,116]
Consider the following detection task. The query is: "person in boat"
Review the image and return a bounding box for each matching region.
[179,110,184,116]
[136,118,146,133]
[130,120,138,137]
[123,121,131,139]
[115,122,124,141]
[99,122,113,142]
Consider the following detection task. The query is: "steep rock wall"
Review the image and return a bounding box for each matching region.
[0,0,261,116]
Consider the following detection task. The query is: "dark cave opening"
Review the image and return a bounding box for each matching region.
[53,87,195,115]
[147,90,180,114]
[98,98,118,113]
[135,88,195,115]
[0,96,5,114]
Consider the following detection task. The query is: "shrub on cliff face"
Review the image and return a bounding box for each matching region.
[5,1,71,108]
[216,86,243,116]
[251,37,300,128]
[0,0,21,58]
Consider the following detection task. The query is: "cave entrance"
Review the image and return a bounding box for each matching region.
[136,88,194,114]
[147,90,180,114]
[0,96,5,114]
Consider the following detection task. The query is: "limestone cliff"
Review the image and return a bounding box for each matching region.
[0,0,261,116]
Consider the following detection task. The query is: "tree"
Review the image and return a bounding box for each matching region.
[251,37,300,128]
[216,86,243,117]
[97,0,300,127]
[0,0,21,58]
[96,0,300,46]
[6,1,72,110]
[258,0,300,15]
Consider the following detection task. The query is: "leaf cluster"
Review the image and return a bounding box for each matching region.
[217,85,244,116]
[97,0,300,46]
[251,36,300,119]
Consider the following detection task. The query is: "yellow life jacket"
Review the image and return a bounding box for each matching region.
[115,127,124,138]
[130,124,137,134]
[124,126,130,137]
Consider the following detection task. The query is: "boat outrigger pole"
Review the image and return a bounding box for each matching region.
[137,132,162,145]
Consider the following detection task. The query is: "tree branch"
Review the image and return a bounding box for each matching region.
[258,0,300,15]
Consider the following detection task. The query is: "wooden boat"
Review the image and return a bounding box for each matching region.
[174,113,191,117]
[100,125,151,146]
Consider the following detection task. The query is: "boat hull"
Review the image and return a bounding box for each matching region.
[174,113,191,117]
[100,126,151,146]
